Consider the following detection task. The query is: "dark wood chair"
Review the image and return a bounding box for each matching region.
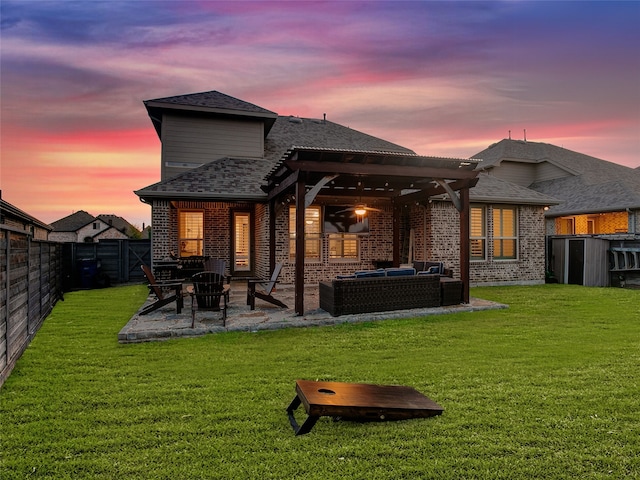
[189,271,230,327]
[204,258,227,279]
[247,263,288,310]
[140,265,184,315]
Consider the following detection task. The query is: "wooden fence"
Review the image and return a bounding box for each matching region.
[1,226,63,387]
[61,239,151,290]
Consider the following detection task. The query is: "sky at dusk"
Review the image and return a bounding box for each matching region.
[1,1,639,228]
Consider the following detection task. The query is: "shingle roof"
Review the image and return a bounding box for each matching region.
[144,90,279,137]
[144,90,277,116]
[135,116,416,201]
[472,139,640,215]
[0,199,52,230]
[50,210,96,232]
[96,214,139,234]
[469,173,559,205]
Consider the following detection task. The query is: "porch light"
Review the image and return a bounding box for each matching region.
[354,206,368,216]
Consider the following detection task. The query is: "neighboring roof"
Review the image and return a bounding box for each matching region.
[144,90,279,137]
[97,214,139,234]
[135,115,417,201]
[472,139,640,216]
[532,174,640,216]
[90,225,129,240]
[0,198,52,231]
[50,210,96,232]
[469,173,560,206]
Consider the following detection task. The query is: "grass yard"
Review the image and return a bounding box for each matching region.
[1,284,639,479]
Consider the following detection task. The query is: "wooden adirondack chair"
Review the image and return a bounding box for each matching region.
[204,258,227,279]
[189,271,230,327]
[140,265,184,315]
[247,262,288,310]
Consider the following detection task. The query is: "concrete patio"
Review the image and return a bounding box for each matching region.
[118,280,508,343]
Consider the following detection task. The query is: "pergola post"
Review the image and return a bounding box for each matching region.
[393,201,401,267]
[459,187,470,303]
[295,179,306,315]
[269,199,276,271]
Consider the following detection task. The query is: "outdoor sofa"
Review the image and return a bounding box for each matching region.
[319,264,462,316]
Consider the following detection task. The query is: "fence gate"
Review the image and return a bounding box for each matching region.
[62,239,151,290]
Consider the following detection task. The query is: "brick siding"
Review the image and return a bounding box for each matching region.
[151,198,547,286]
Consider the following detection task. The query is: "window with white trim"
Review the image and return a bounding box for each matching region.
[329,233,359,260]
[289,206,321,260]
[493,206,517,260]
[470,205,486,260]
[178,210,204,257]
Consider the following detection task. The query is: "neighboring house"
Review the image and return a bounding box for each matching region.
[96,214,142,239]
[135,90,556,314]
[472,139,640,236]
[0,195,52,240]
[49,211,138,243]
[471,139,640,286]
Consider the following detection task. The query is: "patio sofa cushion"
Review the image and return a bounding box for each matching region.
[354,269,386,278]
[384,267,416,277]
[413,261,444,274]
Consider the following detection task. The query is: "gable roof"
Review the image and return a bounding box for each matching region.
[135,115,416,201]
[472,139,640,216]
[144,90,279,138]
[469,173,559,206]
[0,198,52,231]
[96,214,139,235]
[50,210,96,232]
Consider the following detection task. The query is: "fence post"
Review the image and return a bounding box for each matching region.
[2,230,9,379]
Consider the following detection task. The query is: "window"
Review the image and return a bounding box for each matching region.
[329,233,359,260]
[233,212,251,271]
[470,206,486,260]
[289,206,321,260]
[493,206,517,259]
[178,210,204,257]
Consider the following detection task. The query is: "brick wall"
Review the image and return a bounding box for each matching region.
[553,211,632,235]
[275,204,395,284]
[151,198,547,286]
[426,200,545,285]
[477,204,545,285]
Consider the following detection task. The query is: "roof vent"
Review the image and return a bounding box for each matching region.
[288,116,303,124]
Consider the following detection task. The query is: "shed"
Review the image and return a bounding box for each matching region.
[550,236,610,286]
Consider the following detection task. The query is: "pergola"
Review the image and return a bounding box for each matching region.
[264,147,481,316]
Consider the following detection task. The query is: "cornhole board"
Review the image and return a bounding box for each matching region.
[286,379,443,435]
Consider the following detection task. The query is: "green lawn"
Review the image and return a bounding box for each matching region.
[1,284,638,479]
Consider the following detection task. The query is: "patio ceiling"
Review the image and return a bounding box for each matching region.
[264,147,481,206]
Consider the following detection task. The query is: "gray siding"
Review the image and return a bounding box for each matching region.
[491,162,536,186]
[161,114,264,180]
[490,160,573,186]
[535,161,572,183]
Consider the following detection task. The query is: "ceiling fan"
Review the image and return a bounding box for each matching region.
[336,204,382,216]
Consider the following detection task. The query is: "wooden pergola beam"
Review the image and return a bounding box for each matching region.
[285,160,478,180]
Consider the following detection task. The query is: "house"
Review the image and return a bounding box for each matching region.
[135,90,556,313]
[0,194,52,240]
[471,139,640,286]
[472,139,640,236]
[49,211,139,243]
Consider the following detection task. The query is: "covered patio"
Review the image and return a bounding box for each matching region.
[263,147,481,315]
[118,280,506,343]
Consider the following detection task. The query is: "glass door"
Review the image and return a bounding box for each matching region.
[233,212,251,272]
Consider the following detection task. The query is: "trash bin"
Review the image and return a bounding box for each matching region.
[78,258,99,289]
